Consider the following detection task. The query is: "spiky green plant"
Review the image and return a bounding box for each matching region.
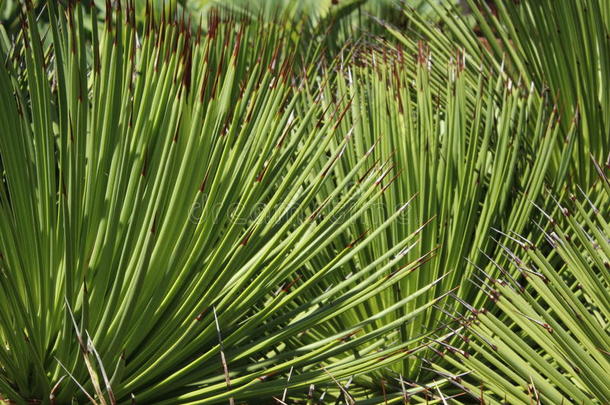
[378,1,609,401]
[303,27,577,392]
[435,160,610,404]
[0,2,453,403]
[404,0,610,186]
[2,0,606,403]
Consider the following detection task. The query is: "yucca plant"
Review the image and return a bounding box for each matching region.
[375,1,609,401]
[2,0,606,403]
[436,160,610,404]
[405,0,610,187]
[300,26,576,394]
[0,1,455,403]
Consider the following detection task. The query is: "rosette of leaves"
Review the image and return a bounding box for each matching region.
[288,26,575,397]
[0,1,448,404]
